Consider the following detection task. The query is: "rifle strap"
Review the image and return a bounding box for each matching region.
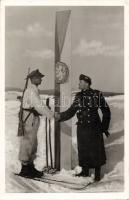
[23,111,32,124]
[22,108,37,124]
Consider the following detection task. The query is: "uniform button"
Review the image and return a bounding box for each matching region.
[88,121,90,123]
[88,115,90,117]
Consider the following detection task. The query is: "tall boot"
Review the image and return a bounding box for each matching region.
[30,163,44,178]
[75,166,89,177]
[95,166,101,181]
[19,164,30,177]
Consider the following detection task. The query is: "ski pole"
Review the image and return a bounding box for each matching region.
[45,101,49,168]
[49,117,53,169]
[46,98,53,169]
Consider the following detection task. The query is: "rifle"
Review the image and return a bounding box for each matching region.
[17,68,30,136]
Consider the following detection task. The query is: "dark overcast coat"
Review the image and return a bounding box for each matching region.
[60,88,111,168]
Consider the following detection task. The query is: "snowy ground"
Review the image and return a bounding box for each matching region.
[5,91,124,192]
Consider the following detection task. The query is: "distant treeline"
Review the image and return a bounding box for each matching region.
[5,87,124,97]
[5,87,54,95]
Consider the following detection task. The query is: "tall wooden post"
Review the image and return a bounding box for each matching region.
[54,10,71,170]
[54,14,60,170]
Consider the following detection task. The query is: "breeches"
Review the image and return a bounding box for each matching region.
[19,114,40,163]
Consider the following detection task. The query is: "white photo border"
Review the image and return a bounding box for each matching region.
[0,0,129,199]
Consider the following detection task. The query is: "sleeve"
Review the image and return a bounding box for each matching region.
[59,94,79,122]
[30,91,54,120]
[99,92,111,131]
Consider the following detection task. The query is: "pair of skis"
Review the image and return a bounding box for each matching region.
[14,173,93,190]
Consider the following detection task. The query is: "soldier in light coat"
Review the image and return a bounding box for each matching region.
[18,69,54,178]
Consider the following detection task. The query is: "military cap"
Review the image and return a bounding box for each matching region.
[27,69,44,79]
[79,74,92,85]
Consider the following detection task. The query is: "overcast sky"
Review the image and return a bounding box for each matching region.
[5,6,124,92]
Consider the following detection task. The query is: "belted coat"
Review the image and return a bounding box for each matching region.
[60,88,111,168]
[18,84,54,164]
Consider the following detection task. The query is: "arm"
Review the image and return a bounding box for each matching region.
[99,92,111,135]
[59,94,79,122]
[30,91,54,120]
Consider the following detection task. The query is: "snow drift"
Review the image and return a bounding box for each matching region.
[5,91,124,192]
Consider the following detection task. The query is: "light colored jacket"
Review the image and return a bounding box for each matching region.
[23,84,54,119]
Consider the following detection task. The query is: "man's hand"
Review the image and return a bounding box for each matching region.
[55,112,61,121]
[104,130,110,138]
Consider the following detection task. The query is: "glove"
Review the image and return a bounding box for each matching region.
[104,130,110,138]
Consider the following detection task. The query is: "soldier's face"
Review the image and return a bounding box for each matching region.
[31,77,42,86]
[79,80,89,90]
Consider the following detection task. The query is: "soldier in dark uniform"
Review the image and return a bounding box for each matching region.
[56,74,111,181]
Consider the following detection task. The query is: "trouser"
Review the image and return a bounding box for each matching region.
[19,114,39,164]
[82,166,89,175]
[82,166,101,178]
[95,166,101,179]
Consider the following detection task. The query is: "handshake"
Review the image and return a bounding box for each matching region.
[54,112,61,121]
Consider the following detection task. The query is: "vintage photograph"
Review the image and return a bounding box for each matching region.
[5,6,124,193]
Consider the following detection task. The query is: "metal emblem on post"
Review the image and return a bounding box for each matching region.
[55,61,69,84]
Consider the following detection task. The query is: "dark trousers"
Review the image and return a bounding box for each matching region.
[82,166,89,176]
[82,166,101,179]
[95,166,101,180]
